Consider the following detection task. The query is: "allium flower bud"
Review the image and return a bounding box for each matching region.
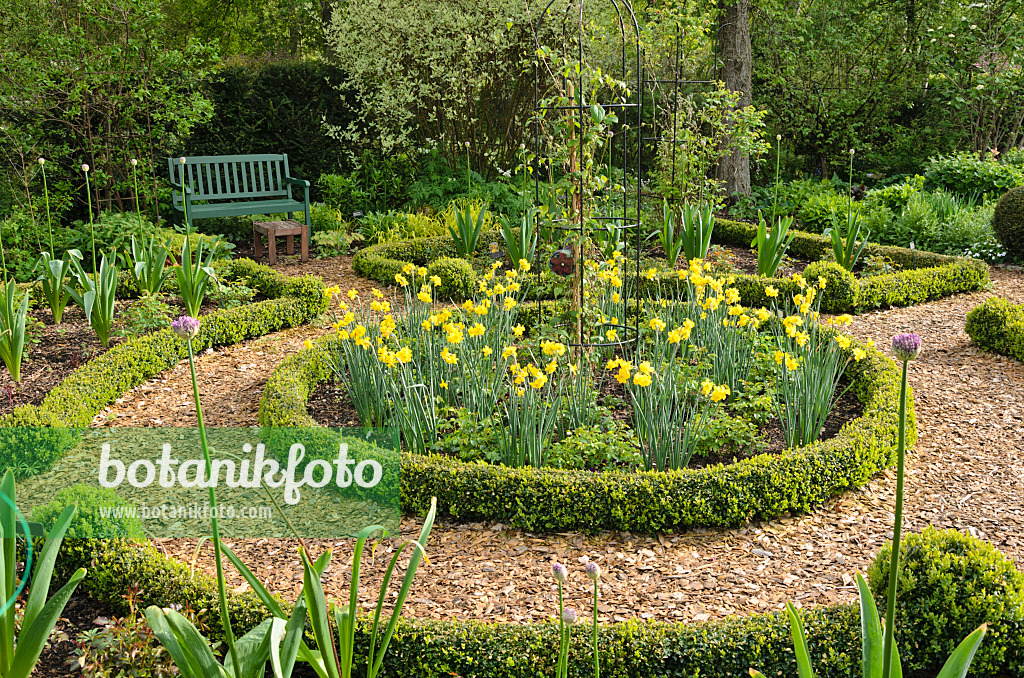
[180,157,187,165]
[585,561,601,581]
[37,157,45,165]
[849,148,855,155]
[131,158,138,166]
[552,562,568,583]
[171,315,201,340]
[892,333,921,362]
[81,163,90,172]
[776,134,782,141]
[561,607,578,625]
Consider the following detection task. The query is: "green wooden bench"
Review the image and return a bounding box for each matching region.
[167,154,310,231]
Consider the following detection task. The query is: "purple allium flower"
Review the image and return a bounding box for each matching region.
[892,333,922,362]
[585,561,601,582]
[552,562,568,583]
[561,607,578,625]
[171,315,200,340]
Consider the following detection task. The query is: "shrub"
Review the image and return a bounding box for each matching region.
[426,256,475,300]
[965,296,1024,362]
[924,152,1024,199]
[868,527,1024,676]
[803,260,858,312]
[993,186,1024,259]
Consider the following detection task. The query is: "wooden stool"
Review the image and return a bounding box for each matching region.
[252,219,308,264]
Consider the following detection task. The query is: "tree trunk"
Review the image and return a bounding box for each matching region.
[717,0,753,199]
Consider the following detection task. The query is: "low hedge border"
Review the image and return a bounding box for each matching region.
[965,296,1024,362]
[259,329,915,534]
[351,218,989,311]
[59,529,1023,678]
[0,258,328,476]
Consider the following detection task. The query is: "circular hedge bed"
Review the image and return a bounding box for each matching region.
[260,315,915,534]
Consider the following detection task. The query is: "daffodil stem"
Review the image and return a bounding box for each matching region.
[881,359,909,678]
[187,340,241,677]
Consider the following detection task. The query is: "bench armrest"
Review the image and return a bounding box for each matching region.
[168,180,193,196]
[283,176,310,188]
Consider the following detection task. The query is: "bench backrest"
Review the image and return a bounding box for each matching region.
[168,154,293,205]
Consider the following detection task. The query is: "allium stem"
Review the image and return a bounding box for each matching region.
[186,340,241,677]
[592,580,600,678]
[84,168,97,274]
[881,359,909,678]
[41,163,54,257]
[557,581,566,678]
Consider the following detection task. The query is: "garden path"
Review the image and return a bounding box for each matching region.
[99,259,1024,625]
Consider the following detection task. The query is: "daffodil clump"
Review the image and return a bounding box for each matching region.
[768,272,868,447]
[315,257,863,470]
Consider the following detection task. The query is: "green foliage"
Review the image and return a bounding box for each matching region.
[125,235,173,297]
[33,485,144,540]
[176,235,218,318]
[67,252,118,348]
[73,599,177,678]
[803,262,858,313]
[868,527,1024,676]
[965,296,1024,362]
[925,153,1024,199]
[0,471,87,678]
[213,282,256,310]
[500,209,539,268]
[545,422,643,471]
[328,1,539,179]
[752,211,796,277]
[0,281,29,382]
[115,293,172,337]
[825,210,870,271]
[69,212,158,269]
[35,251,75,324]
[0,259,326,477]
[447,200,489,257]
[187,61,360,198]
[993,186,1024,259]
[425,257,475,300]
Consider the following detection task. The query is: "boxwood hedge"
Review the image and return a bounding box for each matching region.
[965,296,1024,363]
[0,258,328,477]
[259,329,915,534]
[351,218,988,310]
[55,527,1024,678]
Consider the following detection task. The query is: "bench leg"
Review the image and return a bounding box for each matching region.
[268,229,277,265]
[253,224,263,260]
[286,234,295,256]
[301,223,309,263]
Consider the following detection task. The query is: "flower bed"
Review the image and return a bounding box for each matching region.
[351,218,989,310]
[260,266,916,534]
[55,528,1024,678]
[0,258,328,477]
[965,296,1024,363]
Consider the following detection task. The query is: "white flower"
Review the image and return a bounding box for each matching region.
[130,158,138,166]
[37,157,45,165]
[81,163,89,172]
[179,157,187,164]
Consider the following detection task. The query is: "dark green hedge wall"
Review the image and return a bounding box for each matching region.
[185,60,361,200]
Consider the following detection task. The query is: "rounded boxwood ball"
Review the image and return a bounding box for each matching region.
[868,527,1024,676]
[993,185,1024,259]
[427,256,476,300]
[803,260,858,313]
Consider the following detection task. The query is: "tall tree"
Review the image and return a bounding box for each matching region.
[716,0,753,197]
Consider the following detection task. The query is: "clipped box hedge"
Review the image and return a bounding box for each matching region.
[0,258,328,477]
[351,218,988,310]
[59,527,1024,678]
[260,329,915,534]
[965,296,1024,363]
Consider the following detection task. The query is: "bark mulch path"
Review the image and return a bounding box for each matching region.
[99,260,1024,626]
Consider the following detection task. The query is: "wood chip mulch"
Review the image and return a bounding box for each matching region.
[97,259,1024,626]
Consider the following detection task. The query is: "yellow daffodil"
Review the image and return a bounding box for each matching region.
[303,339,314,350]
[853,347,866,361]
[347,289,359,300]
[650,317,666,332]
[441,347,458,364]
[468,323,485,337]
[512,324,525,338]
[504,297,517,311]
[785,355,799,370]
[502,346,517,359]
[395,273,409,287]
[481,346,493,356]
[633,372,652,387]
[519,259,531,272]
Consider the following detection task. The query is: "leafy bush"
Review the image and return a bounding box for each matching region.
[965,296,1024,362]
[803,261,858,312]
[68,210,159,269]
[993,186,1024,260]
[115,293,172,337]
[868,527,1024,676]
[924,152,1024,198]
[33,484,145,540]
[426,256,475,300]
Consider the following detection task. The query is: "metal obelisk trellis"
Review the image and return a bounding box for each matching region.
[532,0,643,350]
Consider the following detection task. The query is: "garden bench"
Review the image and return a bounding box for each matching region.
[167,154,311,236]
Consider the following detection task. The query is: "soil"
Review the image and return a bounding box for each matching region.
[32,594,114,677]
[0,305,116,416]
